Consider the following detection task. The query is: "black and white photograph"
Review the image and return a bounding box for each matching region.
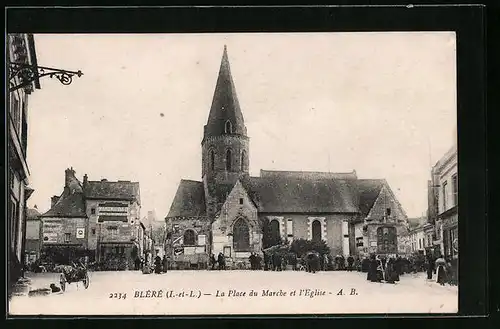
[7,31,459,315]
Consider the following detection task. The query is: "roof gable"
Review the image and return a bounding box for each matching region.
[27,208,41,220]
[41,192,86,218]
[167,180,206,218]
[357,179,385,217]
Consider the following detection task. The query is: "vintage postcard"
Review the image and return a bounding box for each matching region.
[8,32,458,316]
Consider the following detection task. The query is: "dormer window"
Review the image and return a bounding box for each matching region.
[225,120,233,134]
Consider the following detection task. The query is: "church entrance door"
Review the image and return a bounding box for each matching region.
[233,218,250,252]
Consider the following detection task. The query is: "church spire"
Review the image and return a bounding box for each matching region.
[203,45,247,141]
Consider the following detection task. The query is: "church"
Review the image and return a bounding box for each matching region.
[165,46,409,268]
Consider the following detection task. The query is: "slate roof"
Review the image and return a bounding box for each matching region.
[260,170,358,180]
[41,192,87,218]
[167,171,391,219]
[166,180,207,218]
[243,175,359,213]
[203,45,247,140]
[27,208,41,220]
[357,179,386,217]
[85,180,141,204]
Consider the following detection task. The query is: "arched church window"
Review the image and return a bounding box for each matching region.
[312,220,322,242]
[226,149,232,171]
[183,229,196,246]
[270,220,281,246]
[225,120,233,134]
[209,149,215,170]
[377,226,397,253]
[241,150,246,171]
[233,218,250,251]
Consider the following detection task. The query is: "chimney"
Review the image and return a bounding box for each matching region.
[65,167,76,188]
[51,195,60,207]
[83,174,88,187]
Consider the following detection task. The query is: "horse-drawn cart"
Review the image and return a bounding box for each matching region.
[59,262,90,292]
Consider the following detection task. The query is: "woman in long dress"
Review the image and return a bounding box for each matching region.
[376,259,385,282]
[367,254,377,282]
[435,256,447,285]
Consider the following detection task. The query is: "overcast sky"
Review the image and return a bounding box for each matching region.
[27,32,457,220]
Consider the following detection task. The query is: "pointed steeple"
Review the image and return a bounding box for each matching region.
[203,45,247,140]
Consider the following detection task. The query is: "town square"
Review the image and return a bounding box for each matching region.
[8,32,458,315]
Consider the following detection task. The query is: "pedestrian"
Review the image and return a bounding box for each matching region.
[354,256,361,272]
[263,252,269,271]
[426,253,435,280]
[134,257,141,271]
[347,255,354,271]
[154,255,162,274]
[361,257,369,272]
[290,253,298,271]
[162,255,168,273]
[217,252,225,270]
[323,254,330,271]
[445,257,456,285]
[367,254,378,282]
[435,255,447,286]
[256,253,262,270]
[376,259,385,282]
[210,253,216,270]
[381,256,387,271]
[249,253,256,270]
[306,253,319,274]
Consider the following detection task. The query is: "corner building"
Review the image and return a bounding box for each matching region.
[40,168,142,269]
[166,46,409,267]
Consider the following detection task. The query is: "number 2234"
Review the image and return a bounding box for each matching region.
[109,292,127,300]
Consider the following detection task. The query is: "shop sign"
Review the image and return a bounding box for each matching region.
[42,232,58,243]
[76,228,85,239]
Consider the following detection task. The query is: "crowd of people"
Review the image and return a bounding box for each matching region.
[134,254,169,274]
[363,253,456,285]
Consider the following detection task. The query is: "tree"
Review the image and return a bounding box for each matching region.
[290,238,330,258]
[261,217,283,249]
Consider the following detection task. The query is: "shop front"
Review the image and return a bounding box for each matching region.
[440,206,458,285]
[98,241,137,270]
[40,244,91,269]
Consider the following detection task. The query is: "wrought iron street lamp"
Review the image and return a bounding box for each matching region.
[8,61,83,93]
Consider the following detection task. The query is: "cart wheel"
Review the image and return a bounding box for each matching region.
[60,273,66,292]
[83,272,90,289]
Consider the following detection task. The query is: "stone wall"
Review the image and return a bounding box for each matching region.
[211,181,260,259]
[201,135,249,180]
[87,199,141,250]
[258,213,356,256]
[41,216,88,247]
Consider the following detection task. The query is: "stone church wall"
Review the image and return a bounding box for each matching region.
[258,213,356,257]
[211,181,260,262]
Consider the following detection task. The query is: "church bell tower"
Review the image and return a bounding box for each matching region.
[202,46,250,208]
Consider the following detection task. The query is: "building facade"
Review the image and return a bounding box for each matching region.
[165,46,409,268]
[407,221,434,254]
[432,145,458,260]
[7,33,40,284]
[40,168,141,269]
[25,207,42,265]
